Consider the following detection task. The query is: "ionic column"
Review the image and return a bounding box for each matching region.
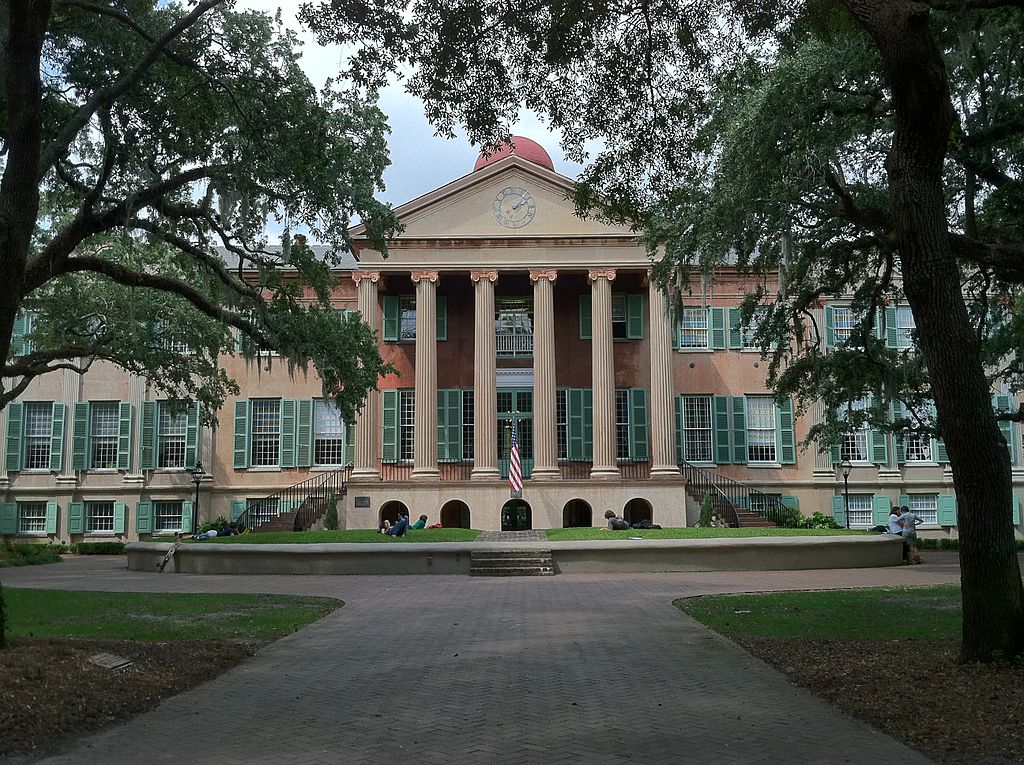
[471,270,500,480]
[351,270,381,481]
[648,277,680,478]
[531,269,559,480]
[411,270,440,480]
[589,269,620,479]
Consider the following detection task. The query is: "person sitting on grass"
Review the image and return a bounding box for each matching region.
[386,513,409,537]
[602,509,630,531]
[410,514,428,530]
[379,519,391,535]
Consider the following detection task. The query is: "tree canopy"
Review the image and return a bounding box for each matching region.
[2,0,400,422]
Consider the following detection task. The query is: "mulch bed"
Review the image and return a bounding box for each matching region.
[742,638,1024,765]
[0,638,260,762]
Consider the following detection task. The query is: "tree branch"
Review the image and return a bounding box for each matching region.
[949,233,1024,281]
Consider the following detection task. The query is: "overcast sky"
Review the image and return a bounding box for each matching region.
[238,1,586,208]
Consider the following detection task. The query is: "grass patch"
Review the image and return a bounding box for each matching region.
[546,527,868,541]
[0,541,64,568]
[203,528,481,544]
[677,584,962,640]
[4,589,340,641]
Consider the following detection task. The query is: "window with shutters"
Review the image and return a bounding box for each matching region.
[461,390,474,461]
[611,294,628,339]
[908,494,938,525]
[250,399,281,467]
[18,502,46,533]
[683,396,713,462]
[678,308,709,348]
[90,402,119,469]
[399,296,416,341]
[905,429,932,462]
[556,389,568,460]
[741,308,768,349]
[86,501,115,532]
[154,500,184,532]
[840,398,871,462]
[894,306,915,348]
[833,307,856,345]
[749,494,782,514]
[314,399,345,466]
[399,390,415,462]
[615,390,630,460]
[246,497,279,527]
[158,403,187,468]
[845,494,874,527]
[23,402,52,470]
[746,396,777,463]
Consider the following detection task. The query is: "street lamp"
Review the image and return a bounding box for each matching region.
[190,461,206,536]
[840,458,852,529]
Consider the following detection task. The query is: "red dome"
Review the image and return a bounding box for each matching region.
[473,136,554,171]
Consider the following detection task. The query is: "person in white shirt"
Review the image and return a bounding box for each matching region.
[899,505,923,564]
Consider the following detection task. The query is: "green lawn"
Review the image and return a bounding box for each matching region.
[3,589,340,640]
[677,584,962,640]
[546,527,867,541]
[202,528,481,544]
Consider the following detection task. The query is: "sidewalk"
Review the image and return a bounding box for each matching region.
[1,555,961,764]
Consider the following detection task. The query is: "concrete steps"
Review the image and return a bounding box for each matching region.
[470,549,556,576]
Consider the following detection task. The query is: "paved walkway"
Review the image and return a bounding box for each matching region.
[0,555,965,764]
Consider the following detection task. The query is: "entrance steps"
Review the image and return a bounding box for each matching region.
[470,549,556,576]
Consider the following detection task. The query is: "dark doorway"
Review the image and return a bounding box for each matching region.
[501,498,532,531]
[440,499,471,529]
[379,501,410,527]
[562,499,592,528]
[623,498,654,526]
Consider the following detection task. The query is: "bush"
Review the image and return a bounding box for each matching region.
[0,540,65,567]
[0,583,6,649]
[73,542,125,555]
[322,495,339,531]
[199,516,230,534]
[698,494,715,527]
[802,512,842,530]
[772,506,806,528]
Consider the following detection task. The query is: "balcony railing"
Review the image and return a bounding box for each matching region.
[496,331,533,357]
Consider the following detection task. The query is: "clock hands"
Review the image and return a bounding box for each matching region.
[510,195,531,211]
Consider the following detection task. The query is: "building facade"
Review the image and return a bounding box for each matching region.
[2,138,1021,540]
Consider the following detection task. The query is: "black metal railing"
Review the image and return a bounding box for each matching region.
[236,467,350,533]
[679,461,799,528]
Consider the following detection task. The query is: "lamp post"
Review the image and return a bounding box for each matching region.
[840,458,852,529]
[190,461,205,536]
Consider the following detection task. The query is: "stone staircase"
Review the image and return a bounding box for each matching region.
[731,509,777,528]
[470,549,556,576]
[256,496,330,533]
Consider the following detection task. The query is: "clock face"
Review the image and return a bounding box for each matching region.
[492,186,536,229]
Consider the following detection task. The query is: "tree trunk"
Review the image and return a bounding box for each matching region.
[843,0,1024,661]
[0,1,50,373]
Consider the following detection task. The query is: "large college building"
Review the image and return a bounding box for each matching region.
[2,137,1021,540]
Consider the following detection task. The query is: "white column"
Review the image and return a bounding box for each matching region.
[411,270,440,480]
[648,276,680,478]
[531,269,559,480]
[350,270,381,481]
[471,270,500,480]
[589,269,620,479]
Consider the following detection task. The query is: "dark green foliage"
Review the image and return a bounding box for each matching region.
[698,494,715,527]
[72,542,126,555]
[803,512,842,530]
[198,517,230,534]
[0,583,6,649]
[322,495,339,531]
[0,541,65,567]
[773,507,806,529]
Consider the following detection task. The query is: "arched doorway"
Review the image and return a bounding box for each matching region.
[379,501,410,527]
[562,499,592,528]
[623,498,654,526]
[501,498,532,531]
[440,499,471,529]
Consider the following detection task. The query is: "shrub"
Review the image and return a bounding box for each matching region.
[773,507,806,529]
[698,494,715,527]
[73,542,126,555]
[802,512,842,530]
[322,495,339,531]
[0,582,6,649]
[199,516,230,534]
[0,541,64,566]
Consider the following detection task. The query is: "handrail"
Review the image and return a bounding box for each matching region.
[680,462,741,527]
[236,466,350,533]
[679,461,800,528]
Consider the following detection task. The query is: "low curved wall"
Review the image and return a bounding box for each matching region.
[128,535,902,575]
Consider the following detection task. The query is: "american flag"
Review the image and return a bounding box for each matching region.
[509,418,523,497]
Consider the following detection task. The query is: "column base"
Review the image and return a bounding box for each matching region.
[590,466,621,480]
[410,468,440,481]
[123,473,145,487]
[530,467,560,481]
[349,468,381,483]
[55,475,79,488]
[650,465,682,479]
[877,468,902,485]
[471,467,501,481]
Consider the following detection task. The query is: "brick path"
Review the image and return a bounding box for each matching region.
[0,555,965,764]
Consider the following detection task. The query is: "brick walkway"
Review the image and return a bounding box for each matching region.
[0,555,965,764]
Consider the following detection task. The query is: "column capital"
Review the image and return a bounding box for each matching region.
[588,268,617,283]
[529,269,558,284]
[470,269,499,283]
[351,270,380,284]
[411,269,440,284]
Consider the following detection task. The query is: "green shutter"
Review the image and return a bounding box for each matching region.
[713,396,731,464]
[871,495,890,525]
[937,494,958,525]
[731,396,747,464]
[232,400,249,469]
[280,399,296,468]
[136,501,153,534]
[345,420,356,466]
[72,402,90,470]
[777,398,796,464]
[672,315,681,350]
[1013,493,1021,526]
[68,501,84,534]
[0,503,16,534]
[382,389,399,463]
[931,402,948,463]
[568,388,584,461]
[994,395,1016,465]
[824,305,835,348]
[185,402,200,469]
[892,401,907,465]
[626,294,644,339]
[140,401,158,470]
[582,388,594,460]
[11,312,29,356]
[830,440,842,464]
[885,306,898,348]
[231,499,246,522]
[117,402,133,470]
[831,495,846,526]
[436,295,448,341]
[781,496,799,511]
[383,295,400,341]
[629,388,649,461]
[674,396,684,463]
[113,501,126,534]
[728,308,743,349]
[437,389,462,462]
[181,501,193,533]
[869,428,888,465]
[5,401,23,471]
[898,494,910,510]
[579,295,592,340]
[710,308,726,350]
[296,399,313,467]
[49,402,65,472]
[45,501,58,534]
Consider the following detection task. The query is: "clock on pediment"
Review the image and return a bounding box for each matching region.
[492,186,536,229]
